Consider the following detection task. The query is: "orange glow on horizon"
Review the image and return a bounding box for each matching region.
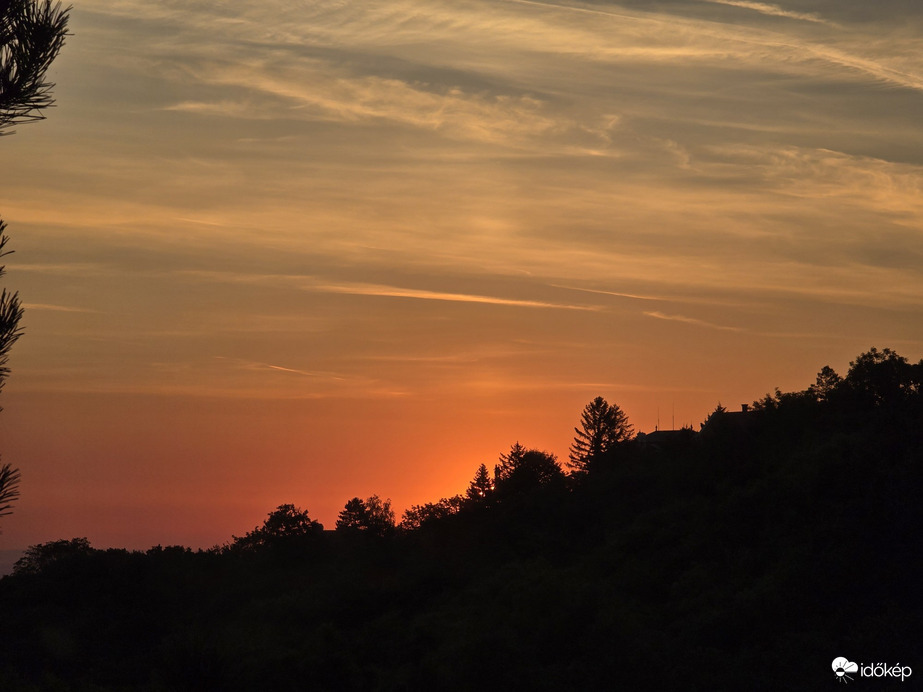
[2,0,922,552]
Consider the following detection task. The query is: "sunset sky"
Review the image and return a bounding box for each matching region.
[2,0,922,550]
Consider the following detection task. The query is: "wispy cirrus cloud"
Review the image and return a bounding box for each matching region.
[550,284,665,302]
[644,311,743,332]
[170,62,561,147]
[22,303,97,313]
[702,0,831,25]
[214,357,348,381]
[175,269,597,311]
[699,145,923,218]
[311,282,600,311]
[7,0,923,422]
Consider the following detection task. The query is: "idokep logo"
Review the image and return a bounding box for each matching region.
[832,658,858,683]
[832,657,913,684]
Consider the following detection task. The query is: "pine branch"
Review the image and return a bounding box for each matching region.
[0,0,71,134]
[0,461,21,518]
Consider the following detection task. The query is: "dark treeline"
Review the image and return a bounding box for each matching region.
[1,347,922,690]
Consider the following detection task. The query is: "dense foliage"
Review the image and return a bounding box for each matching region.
[1,348,921,690]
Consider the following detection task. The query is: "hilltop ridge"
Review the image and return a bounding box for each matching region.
[1,347,921,690]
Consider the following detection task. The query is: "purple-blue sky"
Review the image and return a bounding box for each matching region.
[1,0,922,550]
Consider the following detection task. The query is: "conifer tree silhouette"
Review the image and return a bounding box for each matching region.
[466,463,494,502]
[568,396,633,473]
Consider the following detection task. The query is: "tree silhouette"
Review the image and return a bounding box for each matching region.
[466,463,494,503]
[700,401,728,425]
[0,0,71,133]
[3,347,923,689]
[494,443,564,496]
[231,504,323,552]
[809,365,842,402]
[336,495,395,536]
[337,497,365,530]
[843,347,920,406]
[568,396,634,473]
[12,536,91,575]
[400,495,465,530]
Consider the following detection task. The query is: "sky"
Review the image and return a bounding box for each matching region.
[1,0,922,550]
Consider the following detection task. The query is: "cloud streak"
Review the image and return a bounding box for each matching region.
[176,62,561,147]
[703,0,831,25]
[550,284,665,302]
[644,311,743,332]
[311,282,600,311]
[219,358,348,381]
[22,303,97,313]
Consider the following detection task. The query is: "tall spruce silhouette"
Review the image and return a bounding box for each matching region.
[568,396,633,473]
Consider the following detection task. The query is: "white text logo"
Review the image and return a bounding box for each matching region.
[832,658,912,683]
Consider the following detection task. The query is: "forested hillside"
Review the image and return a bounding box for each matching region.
[1,348,921,691]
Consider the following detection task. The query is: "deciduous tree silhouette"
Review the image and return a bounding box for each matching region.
[568,396,634,473]
[231,503,323,552]
[336,495,395,536]
[3,347,923,690]
[400,495,464,530]
[809,365,842,402]
[843,347,921,406]
[12,536,90,575]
